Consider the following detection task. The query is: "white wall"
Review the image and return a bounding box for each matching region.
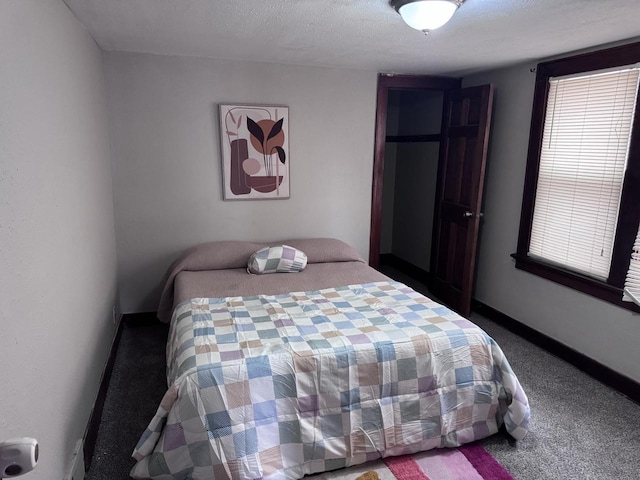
[104,52,378,313]
[0,1,119,477]
[464,61,640,383]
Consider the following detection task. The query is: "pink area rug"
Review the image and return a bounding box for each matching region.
[383,444,513,480]
[314,444,513,480]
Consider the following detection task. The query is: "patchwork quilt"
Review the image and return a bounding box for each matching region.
[131,281,530,480]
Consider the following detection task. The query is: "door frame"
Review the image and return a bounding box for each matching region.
[369,74,462,269]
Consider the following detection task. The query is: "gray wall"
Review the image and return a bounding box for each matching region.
[381,144,398,254]
[392,142,439,270]
[464,62,640,383]
[103,52,377,313]
[0,1,119,477]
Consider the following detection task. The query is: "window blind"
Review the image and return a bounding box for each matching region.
[529,67,640,279]
[623,224,640,306]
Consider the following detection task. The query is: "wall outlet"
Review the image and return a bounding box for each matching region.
[63,439,84,480]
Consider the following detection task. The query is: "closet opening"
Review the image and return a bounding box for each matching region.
[370,74,494,316]
[379,89,444,284]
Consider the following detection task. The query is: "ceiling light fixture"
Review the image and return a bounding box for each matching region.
[392,0,463,34]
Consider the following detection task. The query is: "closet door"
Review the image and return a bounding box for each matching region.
[430,84,494,317]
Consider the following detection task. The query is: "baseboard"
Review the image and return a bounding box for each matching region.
[473,300,640,405]
[82,316,126,471]
[63,439,85,480]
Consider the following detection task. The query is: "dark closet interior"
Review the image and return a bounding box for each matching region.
[379,89,444,276]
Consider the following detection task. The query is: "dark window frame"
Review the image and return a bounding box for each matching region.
[513,42,640,314]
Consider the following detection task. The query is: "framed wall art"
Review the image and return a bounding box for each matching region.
[219,104,290,200]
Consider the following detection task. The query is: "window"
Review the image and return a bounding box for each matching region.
[623,225,640,306]
[514,42,640,313]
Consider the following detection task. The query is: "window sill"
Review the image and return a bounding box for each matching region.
[511,253,640,314]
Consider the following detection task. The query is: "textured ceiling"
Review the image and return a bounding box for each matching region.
[63,0,640,76]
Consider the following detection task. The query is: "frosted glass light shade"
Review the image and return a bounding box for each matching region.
[398,0,459,32]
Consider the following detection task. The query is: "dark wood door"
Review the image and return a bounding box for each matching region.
[429,84,494,317]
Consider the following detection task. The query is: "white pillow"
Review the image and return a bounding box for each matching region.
[247,245,308,275]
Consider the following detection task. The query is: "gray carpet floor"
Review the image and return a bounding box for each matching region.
[87,268,640,479]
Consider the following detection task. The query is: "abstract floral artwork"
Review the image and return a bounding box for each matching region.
[220,104,289,200]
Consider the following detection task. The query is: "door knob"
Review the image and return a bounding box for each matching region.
[464,211,484,218]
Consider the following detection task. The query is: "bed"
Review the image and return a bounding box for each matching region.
[130,238,530,480]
